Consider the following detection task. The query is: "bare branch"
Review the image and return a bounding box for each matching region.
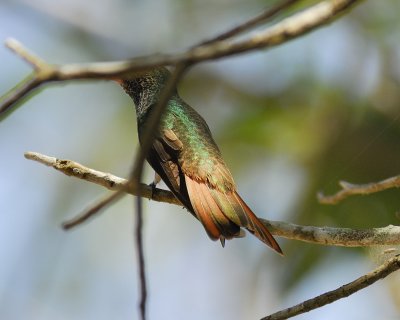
[1,0,363,117]
[318,175,400,205]
[197,0,301,46]
[25,151,400,247]
[0,76,41,116]
[1,39,58,117]
[5,38,48,70]
[261,254,400,320]
[3,2,367,318]
[265,220,400,247]
[136,192,147,320]
[62,192,125,230]
[24,151,180,205]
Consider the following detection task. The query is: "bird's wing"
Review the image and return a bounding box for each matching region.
[146,128,194,211]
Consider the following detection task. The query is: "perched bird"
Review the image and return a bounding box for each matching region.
[118,67,282,254]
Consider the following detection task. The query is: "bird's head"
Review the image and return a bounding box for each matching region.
[114,67,172,104]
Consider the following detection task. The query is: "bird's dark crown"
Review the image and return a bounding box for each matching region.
[119,67,172,107]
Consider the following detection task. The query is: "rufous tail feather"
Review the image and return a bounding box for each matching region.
[185,175,283,255]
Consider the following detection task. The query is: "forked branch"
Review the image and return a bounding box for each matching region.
[318,175,400,205]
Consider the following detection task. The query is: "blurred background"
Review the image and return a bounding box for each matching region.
[1,0,400,319]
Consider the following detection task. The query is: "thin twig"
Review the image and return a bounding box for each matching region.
[129,64,189,320]
[6,38,48,69]
[261,254,400,320]
[136,193,146,320]
[0,39,57,118]
[62,192,125,229]
[318,175,400,205]
[25,151,400,247]
[197,0,301,46]
[1,0,363,117]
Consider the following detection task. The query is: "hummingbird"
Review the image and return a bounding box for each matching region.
[117,67,282,254]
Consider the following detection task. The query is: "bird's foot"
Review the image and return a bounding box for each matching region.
[148,181,157,200]
[148,172,162,200]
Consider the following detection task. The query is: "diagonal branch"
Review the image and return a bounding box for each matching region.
[62,191,126,230]
[318,175,400,205]
[0,75,41,117]
[1,0,363,118]
[24,152,180,203]
[261,255,400,320]
[197,0,301,46]
[25,151,400,247]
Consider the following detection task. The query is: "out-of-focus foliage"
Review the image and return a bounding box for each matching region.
[185,62,400,290]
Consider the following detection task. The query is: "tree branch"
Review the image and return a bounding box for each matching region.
[318,175,400,205]
[197,0,302,46]
[62,191,126,230]
[25,151,400,247]
[1,0,363,117]
[265,220,400,247]
[261,254,400,320]
[24,152,180,205]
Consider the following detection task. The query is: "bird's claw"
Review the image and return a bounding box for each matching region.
[148,182,157,200]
